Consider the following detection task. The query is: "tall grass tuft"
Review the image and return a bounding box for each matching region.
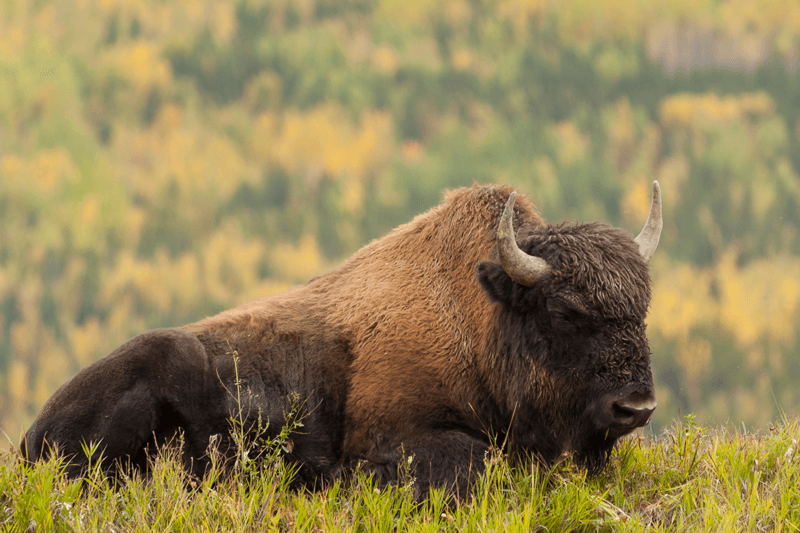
[2,415,799,531]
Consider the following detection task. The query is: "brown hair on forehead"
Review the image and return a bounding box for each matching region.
[529,221,652,321]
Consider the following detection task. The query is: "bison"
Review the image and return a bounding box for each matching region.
[20,182,662,499]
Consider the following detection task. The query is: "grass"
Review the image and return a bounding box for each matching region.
[1,415,799,532]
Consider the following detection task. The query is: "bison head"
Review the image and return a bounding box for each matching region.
[477,182,661,471]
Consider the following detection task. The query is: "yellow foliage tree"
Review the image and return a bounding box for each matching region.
[717,251,800,349]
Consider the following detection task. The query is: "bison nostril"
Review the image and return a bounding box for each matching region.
[611,400,656,428]
[613,403,635,421]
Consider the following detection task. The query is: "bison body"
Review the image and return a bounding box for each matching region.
[21,184,661,498]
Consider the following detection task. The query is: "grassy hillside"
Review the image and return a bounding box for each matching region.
[2,416,799,532]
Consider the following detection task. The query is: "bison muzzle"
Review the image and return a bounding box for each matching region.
[21,182,662,499]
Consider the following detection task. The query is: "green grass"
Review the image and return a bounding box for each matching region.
[2,416,799,532]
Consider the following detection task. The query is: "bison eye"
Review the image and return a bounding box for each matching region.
[551,311,579,333]
[546,299,590,334]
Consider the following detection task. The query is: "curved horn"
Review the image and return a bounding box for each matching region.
[634,181,662,262]
[497,192,550,287]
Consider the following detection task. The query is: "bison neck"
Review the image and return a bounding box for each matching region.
[316,185,542,459]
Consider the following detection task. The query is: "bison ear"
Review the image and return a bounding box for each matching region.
[477,260,517,305]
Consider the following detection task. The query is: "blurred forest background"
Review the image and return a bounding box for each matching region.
[3,0,800,438]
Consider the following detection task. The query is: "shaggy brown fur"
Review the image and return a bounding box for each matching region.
[21,184,656,499]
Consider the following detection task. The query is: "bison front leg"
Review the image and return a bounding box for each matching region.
[20,328,225,479]
[359,430,490,501]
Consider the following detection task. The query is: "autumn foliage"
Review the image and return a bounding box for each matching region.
[2,0,800,437]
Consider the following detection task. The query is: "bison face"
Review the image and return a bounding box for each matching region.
[538,275,657,471]
[476,183,661,471]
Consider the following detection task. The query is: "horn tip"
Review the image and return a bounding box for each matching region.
[651,180,662,212]
[502,191,517,217]
[499,191,518,239]
[635,180,663,262]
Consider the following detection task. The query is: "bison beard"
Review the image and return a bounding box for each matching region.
[21,183,661,500]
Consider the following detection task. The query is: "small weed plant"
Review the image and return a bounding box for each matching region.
[3,415,799,532]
